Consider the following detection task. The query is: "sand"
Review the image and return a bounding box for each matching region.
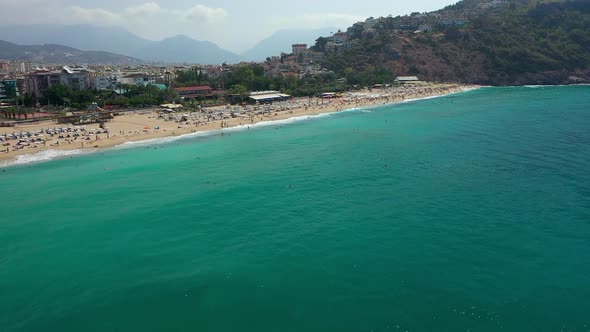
[0,83,478,164]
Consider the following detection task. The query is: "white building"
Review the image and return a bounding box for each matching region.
[395,76,420,84]
[60,66,94,91]
[120,73,156,86]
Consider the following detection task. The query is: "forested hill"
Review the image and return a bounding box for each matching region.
[316,0,590,85]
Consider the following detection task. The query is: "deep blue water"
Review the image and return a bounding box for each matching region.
[1,86,589,332]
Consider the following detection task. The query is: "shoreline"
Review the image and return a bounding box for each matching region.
[0,83,479,167]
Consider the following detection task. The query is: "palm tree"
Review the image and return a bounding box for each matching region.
[0,107,9,120]
[22,108,29,120]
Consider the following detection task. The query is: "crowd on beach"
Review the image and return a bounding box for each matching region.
[1,127,110,152]
[0,83,477,161]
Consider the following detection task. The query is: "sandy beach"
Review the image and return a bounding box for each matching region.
[0,83,478,165]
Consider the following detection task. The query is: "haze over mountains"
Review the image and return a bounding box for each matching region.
[241,28,337,61]
[0,40,141,65]
[2,0,586,86]
[0,24,147,58]
[0,24,340,64]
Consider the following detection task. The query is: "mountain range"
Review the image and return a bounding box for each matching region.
[0,24,341,64]
[3,0,586,85]
[0,40,141,65]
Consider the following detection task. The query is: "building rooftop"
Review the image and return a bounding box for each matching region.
[174,86,213,92]
[123,73,153,78]
[396,76,420,81]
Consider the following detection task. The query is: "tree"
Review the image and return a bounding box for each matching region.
[71,90,96,108]
[230,65,255,89]
[16,95,34,107]
[45,84,70,106]
[157,88,178,103]
[311,37,329,52]
[0,107,11,119]
[228,84,249,96]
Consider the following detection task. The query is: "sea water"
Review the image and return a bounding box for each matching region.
[1,86,589,332]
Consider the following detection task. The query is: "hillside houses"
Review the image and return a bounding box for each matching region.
[325,30,358,53]
[357,11,468,34]
[262,43,327,78]
[362,0,513,34]
[479,0,510,9]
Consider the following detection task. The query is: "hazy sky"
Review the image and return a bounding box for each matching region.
[1,0,458,52]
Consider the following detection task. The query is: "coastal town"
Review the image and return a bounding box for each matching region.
[3,0,590,331]
[0,37,477,163]
[0,0,513,163]
[0,78,475,163]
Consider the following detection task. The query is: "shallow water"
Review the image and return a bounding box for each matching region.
[1,86,589,332]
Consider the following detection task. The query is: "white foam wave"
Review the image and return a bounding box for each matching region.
[224,112,334,132]
[115,89,480,151]
[403,93,450,103]
[399,88,476,104]
[0,149,89,168]
[112,113,337,149]
[523,84,588,88]
[461,86,485,92]
[1,88,482,167]
[114,130,218,149]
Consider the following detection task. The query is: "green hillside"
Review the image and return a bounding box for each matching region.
[0,40,142,65]
[317,0,590,85]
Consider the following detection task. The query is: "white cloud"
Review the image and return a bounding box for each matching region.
[67,6,121,25]
[60,2,227,27]
[124,2,162,17]
[184,5,227,23]
[0,0,464,53]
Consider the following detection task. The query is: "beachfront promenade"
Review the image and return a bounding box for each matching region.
[0,83,476,163]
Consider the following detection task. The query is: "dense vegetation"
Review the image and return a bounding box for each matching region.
[467,0,590,81]
[316,0,590,85]
[31,84,178,109]
[4,0,588,120]
[174,64,350,97]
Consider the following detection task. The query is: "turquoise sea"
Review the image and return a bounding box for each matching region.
[1,86,590,332]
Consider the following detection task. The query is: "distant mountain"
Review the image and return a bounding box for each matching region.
[0,24,151,56]
[241,28,337,61]
[133,35,243,64]
[0,40,142,65]
[0,24,242,65]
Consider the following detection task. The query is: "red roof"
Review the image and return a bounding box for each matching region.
[174,86,213,92]
[181,93,214,98]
